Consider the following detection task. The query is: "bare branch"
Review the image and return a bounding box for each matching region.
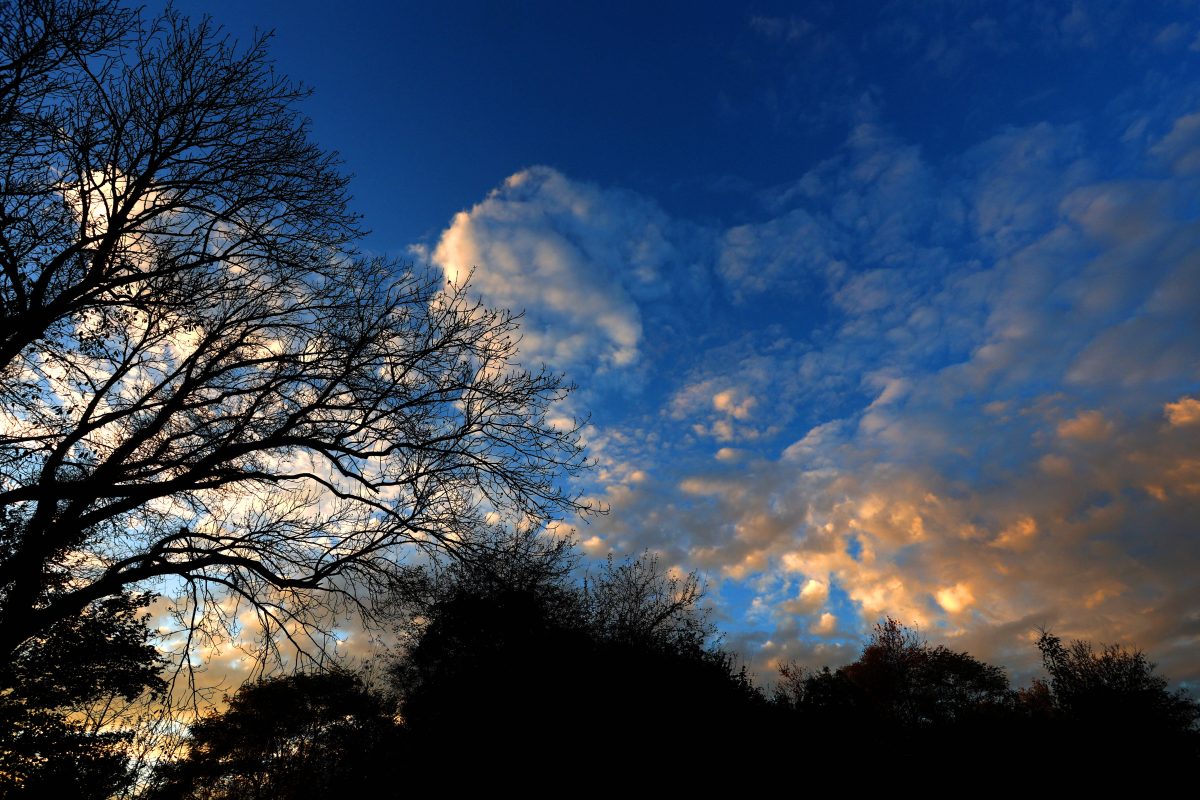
[0,0,594,673]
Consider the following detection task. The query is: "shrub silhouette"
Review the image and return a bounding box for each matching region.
[777,622,1200,774]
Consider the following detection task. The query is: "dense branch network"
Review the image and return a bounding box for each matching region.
[0,0,591,662]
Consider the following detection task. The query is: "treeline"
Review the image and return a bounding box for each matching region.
[6,539,1200,796]
[54,544,1191,797]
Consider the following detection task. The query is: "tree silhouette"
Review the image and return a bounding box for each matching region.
[148,670,402,800]
[778,618,1016,764]
[781,618,1011,728]
[388,542,767,770]
[0,0,589,671]
[143,540,769,791]
[140,604,1200,790]
[776,621,1200,773]
[0,592,164,798]
[581,550,714,654]
[1033,631,1200,764]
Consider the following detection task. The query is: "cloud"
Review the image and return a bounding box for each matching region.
[780,578,828,614]
[935,583,976,614]
[692,126,1192,680]
[1057,410,1113,442]
[664,337,827,446]
[430,166,711,378]
[991,516,1039,552]
[813,612,837,634]
[724,125,948,304]
[1165,396,1200,427]
[1150,112,1200,175]
[718,211,826,299]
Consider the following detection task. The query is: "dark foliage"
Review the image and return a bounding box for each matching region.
[148,598,1200,793]
[389,544,774,772]
[778,618,1017,762]
[0,591,164,798]
[148,670,403,800]
[147,543,775,793]
[1030,631,1200,765]
[776,618,1200,777]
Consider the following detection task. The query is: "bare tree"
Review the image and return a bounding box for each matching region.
[0,0,591,667]
[582,550,714,653]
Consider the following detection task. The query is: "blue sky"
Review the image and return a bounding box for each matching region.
[172,1,1200,685]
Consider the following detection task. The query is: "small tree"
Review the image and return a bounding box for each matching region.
[387,542,763,767]
[1035,631,1199,761]
[148,670,401,800]
[582,550,714,654]
[779,618,1012,732]
[0,0,589,670]
[0,592,164,798]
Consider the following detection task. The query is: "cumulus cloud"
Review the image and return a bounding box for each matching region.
[1057,410,1114,442]
[430,166,711,378]
[1165,396,1200,426]
[780,578,829,614]
[718,208,835,300]
[991,516,1039,552]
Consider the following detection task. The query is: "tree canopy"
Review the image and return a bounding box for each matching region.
[152,542,770,793]
[149,579,1200,794]
[0,0,589,665]
[148,670,402,800]
[385,541,767,769]
[777,617,1015,759]
[0,591,163,798]
[778,619,1199,773]
[1032,630,1200,764]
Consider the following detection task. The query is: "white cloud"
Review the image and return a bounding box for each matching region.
[935,582,975,614]
[718,208,833,300]
[431,166,693,375]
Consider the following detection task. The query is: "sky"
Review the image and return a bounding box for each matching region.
[165,0,1200,687]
